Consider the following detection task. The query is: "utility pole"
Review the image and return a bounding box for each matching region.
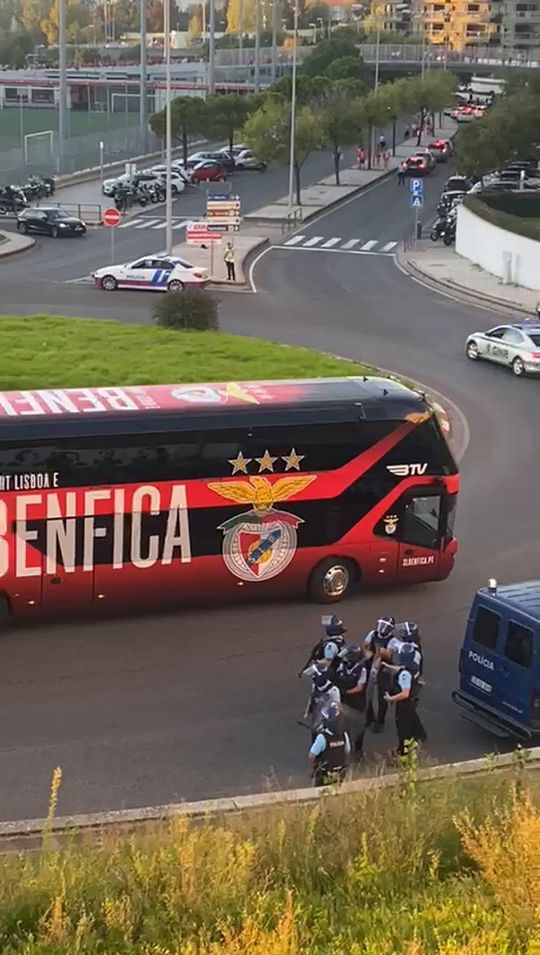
[254,0,261,92]
[287,0,298,209]
[164,0,173,255]
[239,0,244,79]
[140,0,148,150]
[208,0,216,94]
[58,0,67,174]
[271,0,278,84]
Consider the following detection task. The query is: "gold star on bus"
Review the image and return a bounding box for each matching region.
[281,448,304,471]
[228,451,252,474]
[256,449,278,472]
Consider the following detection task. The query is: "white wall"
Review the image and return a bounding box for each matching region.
[456,201,540,291]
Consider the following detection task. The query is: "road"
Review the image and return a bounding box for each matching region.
[1,159,536,823]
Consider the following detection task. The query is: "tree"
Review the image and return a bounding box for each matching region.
[243,98,324,205]
[302,36,360,77]
[226,0,255,33]
[267,74,330,107]
[321,91,363,185]
[324,55,369,90]
[456,89,540,178]
[407,71,456,146]
[376,78,413,156]
[40,0,91,44]
[147,0,177,32]
[202,94,254,151]
[0,31,35,68]
[150,96,206,166]
[360,92,388,169]
[188,7,203,43]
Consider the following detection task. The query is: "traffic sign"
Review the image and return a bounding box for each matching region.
[410,178,424,195]
[186,221,223,245]
[411,194,424,208]
[102,207,121,227]
[206,192,241,230]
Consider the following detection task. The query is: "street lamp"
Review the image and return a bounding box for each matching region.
[58,0,67,174]
[164,0,173,256]
[99,140,104,191]
[287,0,299,210]
[254,0,261,92]
[374,16,381,90]
[271,0,278,83]
[140,0,147,150]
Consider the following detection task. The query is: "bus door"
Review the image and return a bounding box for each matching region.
[41,488,103,613]
[396,488,443,582]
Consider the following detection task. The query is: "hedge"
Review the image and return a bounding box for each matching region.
[463,194,540,242]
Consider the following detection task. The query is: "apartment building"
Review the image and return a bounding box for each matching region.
[418,0,496,49]
[499,0,540,48]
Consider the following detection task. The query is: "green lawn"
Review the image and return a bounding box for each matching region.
[0,316,375,390]
[0,108,138,152]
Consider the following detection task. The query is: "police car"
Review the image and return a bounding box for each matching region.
[92,255,209,292]
[465,322,540,376]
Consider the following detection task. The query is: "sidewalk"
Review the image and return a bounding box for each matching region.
[173,233,268,286]
[0,230,34,258]
[399,240,540,314]
[245,118,457,225]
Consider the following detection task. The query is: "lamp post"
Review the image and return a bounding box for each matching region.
[271,0,278,84]
[164,0,173,256]
[209,0,216,94]
[58,0,67,174]
[254,0,261,92]
[374,17,381,91]
[287,0,299,210]
[140,0,147,150]
[99,139,104,191]
[238,0,243,78]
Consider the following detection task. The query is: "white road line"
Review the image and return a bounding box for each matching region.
[341,239,360,250]
[381,241,398,252]
[135,218,160,229]
[151,221,167,229]
[173,220,187,230]
[321,237,341,248]
[118,218,143,229]
[303,235,323,247]
[284,234,306,246]
[360,240,377,251]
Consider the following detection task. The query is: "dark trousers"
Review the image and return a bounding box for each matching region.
[395,698,427,755]
[366,686,388,728]
[398,172,405,185]
[226,261,236,281]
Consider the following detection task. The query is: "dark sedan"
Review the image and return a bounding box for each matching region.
[17,207,86,237]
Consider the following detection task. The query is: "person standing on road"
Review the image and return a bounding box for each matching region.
[309,701,350,787]
[397,162,406,185]
[383,149,390,171]
[224,242,236,282]
[356,146,365,169]
[378,134,386,153]
[364,617,395,733]
[384,643,427,756]
[335,646,369,758]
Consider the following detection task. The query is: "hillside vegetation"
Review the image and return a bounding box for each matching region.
[0,756,538,953]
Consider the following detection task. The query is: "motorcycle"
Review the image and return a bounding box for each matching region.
[430,216,448,241]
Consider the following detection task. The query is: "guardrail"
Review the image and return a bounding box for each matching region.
[35,201,103,224]
[281,207,303,234]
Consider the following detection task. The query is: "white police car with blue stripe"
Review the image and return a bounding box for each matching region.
[93,255,209,292]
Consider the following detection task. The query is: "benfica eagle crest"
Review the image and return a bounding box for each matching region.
[208,475,316,582]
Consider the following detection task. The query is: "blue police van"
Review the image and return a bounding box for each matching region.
[453,579,540,739]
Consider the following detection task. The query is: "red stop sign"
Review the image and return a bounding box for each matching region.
[103,207,121,227]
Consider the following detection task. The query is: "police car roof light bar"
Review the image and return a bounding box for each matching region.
[488,578,497,594]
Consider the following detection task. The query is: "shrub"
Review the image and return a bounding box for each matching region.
[152,289,219,331]
[463,194,540,242]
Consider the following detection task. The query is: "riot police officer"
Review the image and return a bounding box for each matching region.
[384,643,427,755]
[364,617,395,733]
[298,615,347,678]
[335,645,368,757]
[309,701,350,786]
[391,621,423,675]
[303,666,341,733]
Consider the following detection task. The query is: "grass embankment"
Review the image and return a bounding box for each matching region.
[0,317,374,389]
[1,762,538,953]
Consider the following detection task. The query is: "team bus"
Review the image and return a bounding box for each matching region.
[0,376,459,622]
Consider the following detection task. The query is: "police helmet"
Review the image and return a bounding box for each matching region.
[339,645,365,667]
[322,614,347,639]
[398,642,419,672]
[401,620,420,644]
[320,700,341,733]
[313,669,333,692]
[376,616,395,640]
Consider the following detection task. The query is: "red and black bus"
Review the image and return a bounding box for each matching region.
[0,376,458,621]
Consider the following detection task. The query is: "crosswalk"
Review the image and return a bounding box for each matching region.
[118,216,189,232]
[278,235,398,255]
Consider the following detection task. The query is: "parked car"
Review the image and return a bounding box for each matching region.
[143,168,186,194]
[93,255,209,292]
[234,148,267,171]
[189,160,228,183]
[17,206,86,237]
[444,175,471,193]
[218,143,248,158]
[185,150,220,169]
[102,171,160,196]
[148,163,190,185]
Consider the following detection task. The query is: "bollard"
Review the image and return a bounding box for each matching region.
[416,220,423,240]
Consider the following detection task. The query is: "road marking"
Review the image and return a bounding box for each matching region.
[173,220,187,230]
[381,241,398,252]
[271,246,394,257]
[304,235,323,247]
[341,239,360,250]
[118,218,143,229]
[360,240,377,251]
[284,234,306,246]
[135,218,160,229]
[321,237,341,248]
[151,221,167,229]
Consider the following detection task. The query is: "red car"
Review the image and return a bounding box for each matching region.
[190,160,228,184]
[428,139,453,162]
[402,155,431,176]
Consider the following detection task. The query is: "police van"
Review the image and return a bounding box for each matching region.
[454,579,540,739]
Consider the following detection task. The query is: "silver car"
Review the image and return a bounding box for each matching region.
[466,323,540,377]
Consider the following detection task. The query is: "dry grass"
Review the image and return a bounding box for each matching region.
[0,757,538,953]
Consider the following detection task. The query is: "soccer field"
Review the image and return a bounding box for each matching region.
[0,108,138,152]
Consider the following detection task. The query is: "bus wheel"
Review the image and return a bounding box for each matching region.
[308,558,356,603]
[0,596,12,631]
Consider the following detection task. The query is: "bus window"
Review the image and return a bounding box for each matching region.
[400,494,442,549]
[246,420,396,473]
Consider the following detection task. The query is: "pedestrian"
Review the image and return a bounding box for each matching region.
[356,145,365,169]
[378,134,386,152]
[383,149,390,171]
[224,241,236,282]
[397,162,406,185]
[383,643,427,756]
[364,617,395,733]
[309,701,350,786]
[298,615,347,678]
[335,645,369,758]
[404,126,410,140]
[411,122,418,138]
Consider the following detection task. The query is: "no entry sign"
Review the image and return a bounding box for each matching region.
[103,207,121,227]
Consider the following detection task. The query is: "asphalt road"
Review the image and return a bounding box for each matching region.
[1,159,536,824]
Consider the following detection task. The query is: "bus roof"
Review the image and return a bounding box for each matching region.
[0,376,427,424]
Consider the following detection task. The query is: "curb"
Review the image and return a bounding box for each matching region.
[1,747,538,845]
[0,232,35,258]
[397,246,532,316]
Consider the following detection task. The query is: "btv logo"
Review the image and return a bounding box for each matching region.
[386,463,428,477]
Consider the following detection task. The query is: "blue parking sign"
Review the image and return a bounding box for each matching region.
[410,177,424,194]
[411,194,424,208]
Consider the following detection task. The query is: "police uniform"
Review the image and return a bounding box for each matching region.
[310,721,350,786]
[305,674,341,733]
[364,619,395,732]
[393,665,427,755]
[336,651,368,755]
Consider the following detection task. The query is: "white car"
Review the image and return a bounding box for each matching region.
[233,148,266,171]
[466,322,540,377]
[92,254,209,292]
[186,150,218,168]
[143,168,187,194]
[149,164,190,186]
[102,171,161,196]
